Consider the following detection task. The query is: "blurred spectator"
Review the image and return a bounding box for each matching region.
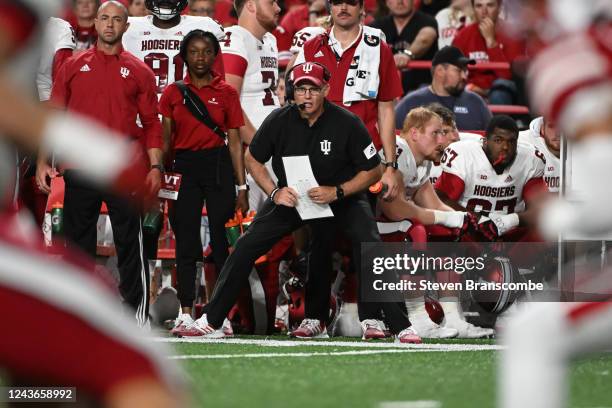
[128,0,149,16]
[363,0,379,23]
[45,1,163,327]
[435,0,472,48]
[370,0,438,93]
[418,0,450,17]
[284,0,311,13]
[213,0,238,27]
[188,0,216,17]
[274,0,328,68]
[395,46,491,131]
[72,0,100,51]
[451,0,525,104]
[160,30,246,335]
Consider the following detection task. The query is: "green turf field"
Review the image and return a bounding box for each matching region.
[159,336,612,408]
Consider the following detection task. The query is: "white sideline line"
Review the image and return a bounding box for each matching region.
[378,401,441,408]
[153,337,503,351]
[168,349,431,360]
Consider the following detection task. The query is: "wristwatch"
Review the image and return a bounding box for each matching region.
[401,49,414,59]
[150,164,165,173]
[382,160,399,170]
[336,185,345,200]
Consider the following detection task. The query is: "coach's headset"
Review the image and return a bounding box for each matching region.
[285,62,332,106]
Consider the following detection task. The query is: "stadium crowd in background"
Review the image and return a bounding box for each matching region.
[394,45,492,131]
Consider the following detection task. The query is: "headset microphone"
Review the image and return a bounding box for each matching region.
[297,103,307,110]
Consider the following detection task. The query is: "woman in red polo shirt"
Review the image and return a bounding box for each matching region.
[159,30,247,334]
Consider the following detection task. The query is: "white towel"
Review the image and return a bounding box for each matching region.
[341,26,384,105]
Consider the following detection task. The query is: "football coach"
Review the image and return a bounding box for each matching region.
[190,62,420,343]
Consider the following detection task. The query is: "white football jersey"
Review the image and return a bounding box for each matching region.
[519,117,561,193]
[123,15,225,95]
[290,26,326,54]
[380,136,432,199]
[37,17,75,101]
[438,140,545,214]
[7,0,65,90]
[429,132,483,184]
[221,25,280,129]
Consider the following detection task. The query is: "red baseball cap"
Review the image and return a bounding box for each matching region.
[291,62,328,87]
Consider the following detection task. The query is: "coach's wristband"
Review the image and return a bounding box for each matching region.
[269,187,280,202]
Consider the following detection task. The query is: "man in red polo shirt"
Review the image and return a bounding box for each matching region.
[294,0,403,203]
[43,1,163,328]
[452,0,525,104]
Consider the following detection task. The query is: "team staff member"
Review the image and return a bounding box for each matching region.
[294,0,404,202]
[188,62,421,343]
[45,1,163,327]
[159,30,247,335]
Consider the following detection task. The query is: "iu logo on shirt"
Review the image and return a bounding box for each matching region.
[320,140,331,155]
[120,67,130,78]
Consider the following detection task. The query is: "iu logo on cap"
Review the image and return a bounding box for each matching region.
[302,62,314,73]
[320,139,331,155]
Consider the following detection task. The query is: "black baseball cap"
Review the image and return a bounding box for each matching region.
[432,46,476,69]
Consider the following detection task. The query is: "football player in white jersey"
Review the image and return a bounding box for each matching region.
[37,17,76,102]
[377,106,494,338]
[221,0,281,210]
[289,25,326,55]
[424,103,482,186]
[377,107,468,232]
[518,116,560,193]
[376,107,468,339]
[123,0,226,96]
[221,0,281,138]
[435,115,547,241]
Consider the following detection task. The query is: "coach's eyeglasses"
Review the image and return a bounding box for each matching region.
[330,0,361,6]
[294,86,323,96]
